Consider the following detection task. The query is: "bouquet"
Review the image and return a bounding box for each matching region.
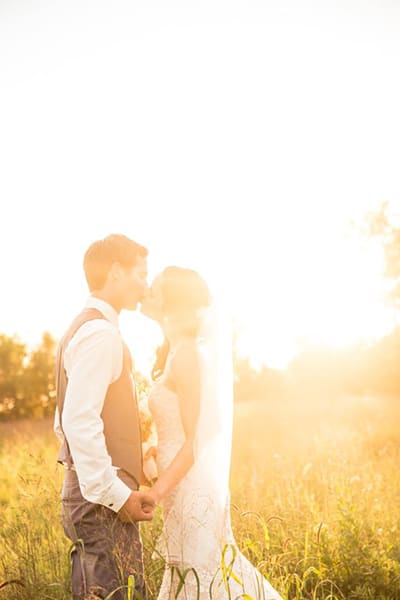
[138,392,158,483]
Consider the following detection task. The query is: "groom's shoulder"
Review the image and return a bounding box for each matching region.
[66,317,122,353]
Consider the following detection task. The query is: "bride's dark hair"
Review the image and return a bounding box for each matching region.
[151,267,211,381]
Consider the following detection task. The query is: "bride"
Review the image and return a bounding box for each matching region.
[141,266,283,600]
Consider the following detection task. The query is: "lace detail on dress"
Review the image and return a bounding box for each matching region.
[148,383,283,600]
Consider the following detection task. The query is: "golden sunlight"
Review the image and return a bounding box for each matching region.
[231,225,393,370]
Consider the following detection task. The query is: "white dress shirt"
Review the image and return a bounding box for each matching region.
[54,296,133,512]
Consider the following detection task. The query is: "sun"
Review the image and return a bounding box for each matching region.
[227,232,392,370]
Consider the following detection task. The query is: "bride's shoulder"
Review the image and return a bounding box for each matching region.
[169,338,201,401]
[169,337,201,375]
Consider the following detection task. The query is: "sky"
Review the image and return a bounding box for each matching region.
[1,0,400,374]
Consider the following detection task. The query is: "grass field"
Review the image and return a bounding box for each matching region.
[1,394,400,599]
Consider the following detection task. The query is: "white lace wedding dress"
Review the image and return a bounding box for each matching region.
[148,381,283,600]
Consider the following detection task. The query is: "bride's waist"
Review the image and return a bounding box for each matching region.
[156,434,185,449]
[156,440,183,461]
[156,443,197,480]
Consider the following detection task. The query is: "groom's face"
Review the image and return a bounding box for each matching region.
[118,255,148,310]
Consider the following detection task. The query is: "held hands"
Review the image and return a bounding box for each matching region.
[118,490,155,523]
[146,486,162,506]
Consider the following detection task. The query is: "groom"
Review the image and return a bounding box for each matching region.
[54,234,155,600]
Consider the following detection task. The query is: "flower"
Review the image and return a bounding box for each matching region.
[138,394,155,444]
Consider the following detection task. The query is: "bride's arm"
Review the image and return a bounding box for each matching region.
[148,340,200,502]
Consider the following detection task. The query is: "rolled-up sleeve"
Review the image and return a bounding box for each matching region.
[62,322,132,512]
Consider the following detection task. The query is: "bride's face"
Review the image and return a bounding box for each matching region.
[140,274,164,322]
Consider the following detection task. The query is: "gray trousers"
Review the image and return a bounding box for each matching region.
[61,469,146,600]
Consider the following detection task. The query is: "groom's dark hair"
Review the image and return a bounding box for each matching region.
[84,234,148,291]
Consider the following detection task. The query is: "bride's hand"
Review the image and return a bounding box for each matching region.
[147,485,162,505]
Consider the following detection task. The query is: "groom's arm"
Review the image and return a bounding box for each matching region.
[62,321,132,512]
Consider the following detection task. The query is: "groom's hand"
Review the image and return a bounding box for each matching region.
[118,490,155,523]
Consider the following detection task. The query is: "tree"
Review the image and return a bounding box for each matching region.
[0,334,27,418]
[366,201,400,309]
[0,332,57,419]
[22,332,57,417]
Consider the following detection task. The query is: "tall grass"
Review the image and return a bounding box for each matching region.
[1,394,400,599]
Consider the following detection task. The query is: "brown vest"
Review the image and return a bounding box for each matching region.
[56,308,144,489]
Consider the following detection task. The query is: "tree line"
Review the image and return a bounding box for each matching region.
[1,324,400,421]
[1,203,399,420]
[0,332,57,420]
